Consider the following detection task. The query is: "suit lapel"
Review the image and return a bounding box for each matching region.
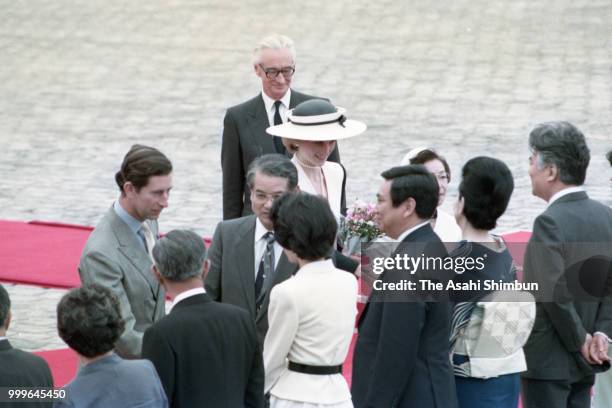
[108,209,159,297]
[0,339,12,351]
[233,217,257,313]
[246,95,276,154]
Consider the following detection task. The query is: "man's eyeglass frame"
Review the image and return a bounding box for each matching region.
[259,64,296,80]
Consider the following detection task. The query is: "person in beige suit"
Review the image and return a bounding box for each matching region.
[264,192,358,408]
[79,144,173,359]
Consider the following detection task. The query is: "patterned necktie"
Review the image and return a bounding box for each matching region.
[255,232,276,306]
[139,222,156,261]
[272,100,286,154]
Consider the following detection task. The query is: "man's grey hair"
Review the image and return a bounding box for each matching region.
[529,121,590,186]
[152,230,206,282]
[252,34,296,65]
[246,154,298,191]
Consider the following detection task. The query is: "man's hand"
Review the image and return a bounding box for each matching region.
[581,333,595,364]
[589,333,611,365]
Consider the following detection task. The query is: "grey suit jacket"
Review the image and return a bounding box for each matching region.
[523,191,612,381]
[78,206,165,359]
[55,353,168,408]
[204,215,298,342]
[221,90,340,220]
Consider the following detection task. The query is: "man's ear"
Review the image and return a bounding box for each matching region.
[151,264,163,285]
[202,259,210,280]
[4,310,12,332]
[547,164,559,182]
[402,197,416,219]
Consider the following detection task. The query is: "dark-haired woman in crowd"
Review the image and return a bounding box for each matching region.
[449,156,534,408]
[263,192,357,408]
[55,284,168,407]
[401,147,462,242]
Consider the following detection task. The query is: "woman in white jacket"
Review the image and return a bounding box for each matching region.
[263,192,357,408]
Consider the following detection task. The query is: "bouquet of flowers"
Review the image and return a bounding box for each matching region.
[339,200,382,255]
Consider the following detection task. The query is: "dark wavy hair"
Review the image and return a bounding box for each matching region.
[57,284,125,358]
[409,148,451,183]
[115,144,172,193]
[459,156,514,230]
[271,192,337,261]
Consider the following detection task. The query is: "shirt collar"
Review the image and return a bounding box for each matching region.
[0,336,7,342]
[254,217,274,242]
[548,186,585,207]
[261,88,291,114]
[113,200,144,235]
[169,287,206,313]
[396,221,431,242]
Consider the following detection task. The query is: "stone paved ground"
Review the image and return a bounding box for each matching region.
[0,0,611,351]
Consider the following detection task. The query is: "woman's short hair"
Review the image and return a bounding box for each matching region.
[57,284,125,358]
[403,148,451,183]
[459,156,514,230]
[271,192,337,261]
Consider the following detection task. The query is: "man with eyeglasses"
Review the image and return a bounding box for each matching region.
[206,154,300,343]
[221,33,340,220]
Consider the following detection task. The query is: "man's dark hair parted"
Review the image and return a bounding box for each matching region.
[459,156,514,230]
[381,165,439,219]
[529,121,590,186]
[57,284,126,358]
[115,144,173,193]
[271,192,336,261]
[409,148,452,182]
[0,284,10,328]
[246,154,298,190]
[153,230,207,282]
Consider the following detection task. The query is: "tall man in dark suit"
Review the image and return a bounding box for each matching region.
[221,33,340,219]
[521,122,612,408]
[142,230,263,407]
[352,165,458,408]
[206,154,299,342]
[79,145,173,358]
[0,284,53,405]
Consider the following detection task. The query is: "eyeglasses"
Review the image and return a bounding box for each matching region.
[258,64,295,80]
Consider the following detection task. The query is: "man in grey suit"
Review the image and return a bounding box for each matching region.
[522,122,612,408]
[206,154,299,342]
[79,144,173,359]
[221,33,339,220]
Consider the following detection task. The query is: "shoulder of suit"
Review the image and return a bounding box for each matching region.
[226,94,263,114]
[217,214,255,232]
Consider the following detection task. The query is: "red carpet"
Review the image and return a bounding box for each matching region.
[0,220,212,289]
[34,348,78,387]
[0,220,93,288]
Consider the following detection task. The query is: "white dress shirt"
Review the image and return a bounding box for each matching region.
[168,287,206,314]
[254,218,283,279]
[547,186,585,207]
[261,88,291,126]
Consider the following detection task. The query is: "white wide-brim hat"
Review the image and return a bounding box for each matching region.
[266,99,366,141]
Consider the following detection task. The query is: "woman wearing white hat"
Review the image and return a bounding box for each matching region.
[400,147,462,242]
[267,99,366,219]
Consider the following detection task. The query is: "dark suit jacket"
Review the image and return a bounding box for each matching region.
[142,293,264,408]
[221,90,340,219]
[352,224,458,408]
[0,339,53,408]
[204,215,298,342]
[522,191,612,381]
